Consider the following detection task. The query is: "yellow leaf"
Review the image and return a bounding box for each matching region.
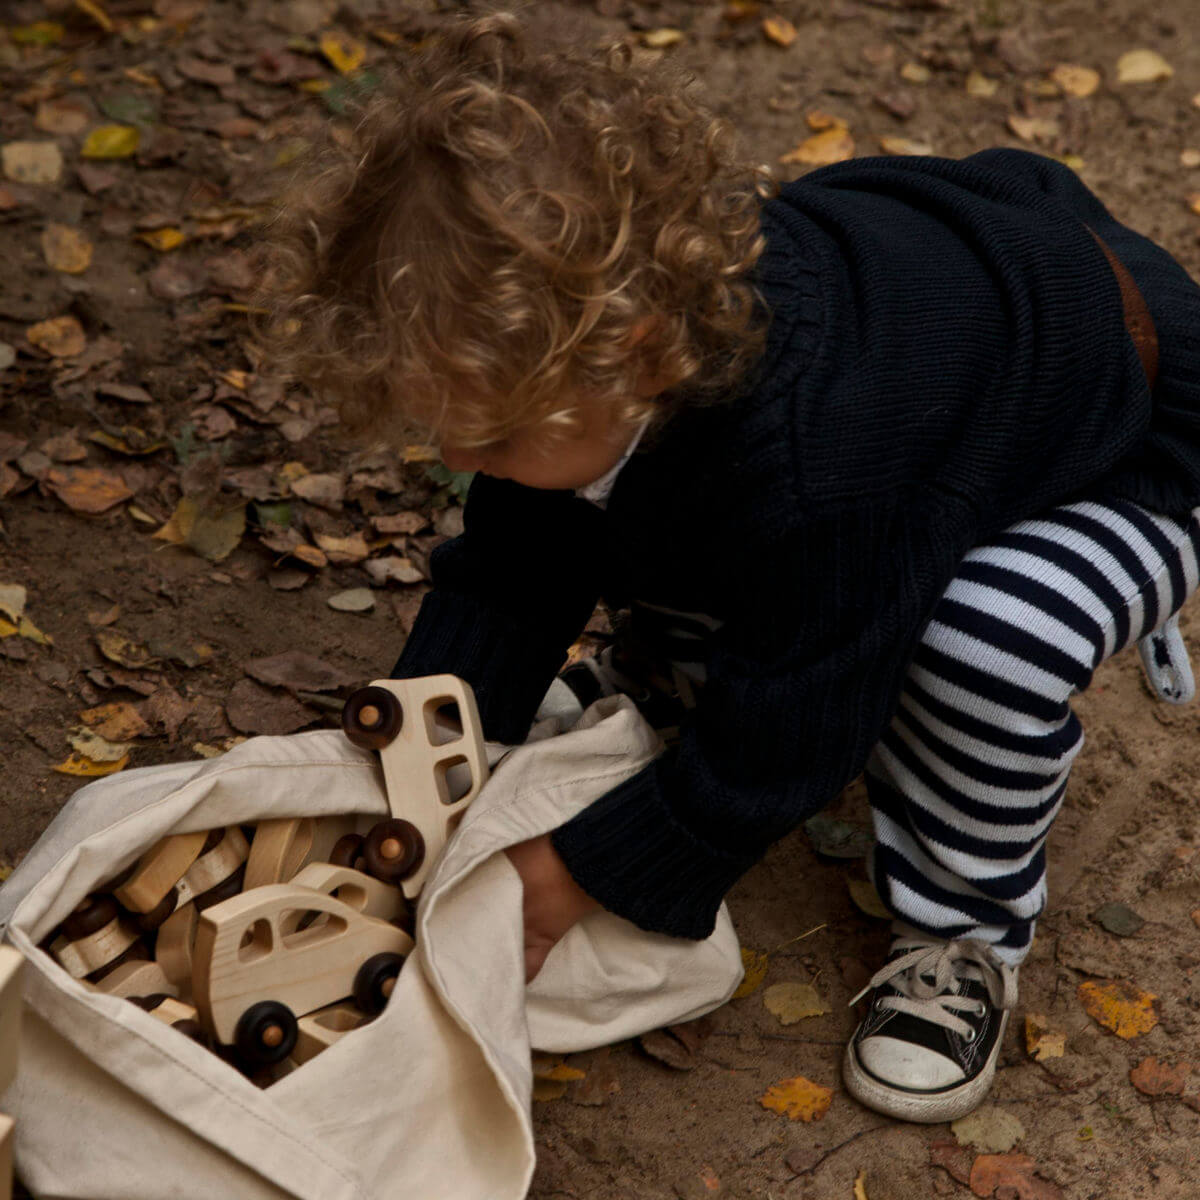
[0,864,11,883]
[320,32,366,74]
[761,16,797,48]
[42,223,94,274]
[854,1171,870,1200]
[1078,979,1158,1039]
[759,1075,832,1122]
[0,618,17,637]
[763,981,831,1025]
[217,368,251,390]
[136,227,186,252]
[900,62,932,85]
[153,496,246,563]
[1116,48,1173,85]
[46,466,132,515]
[779,127,855,167]
[805,109,846,132]
[732,947,769,999]
[11,22,64,45]
[1006,114,1060,143]
[313,532,369,565]
[848,878,891,919]
[277,461,309,485]
[75,0,114,32]
[26,315,86,358]
[879,136,933,156]
[82,125,140,159]
[298,79,331,94]
[641,28,685,49]
[536,1064,587,1082]
[532,1077,568,1102]
[94,628,157,669]
[1186,193,1200,216]
[1024,1013,1066,1061]
[79,701,150,741]
[123,66,161,89]
[1051,63,1100,97]
[68,727,132,762]
[966,70,999,97]
[16,615,51,646]
[52,752,130,777]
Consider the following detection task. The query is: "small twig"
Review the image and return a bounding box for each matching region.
[786,1122,892,1181]
[770,923,827,954]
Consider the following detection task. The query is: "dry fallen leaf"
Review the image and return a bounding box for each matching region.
[26,315,87,357]
[1077,979,1158,1039]
[900,62,932,85]
[245,651,356,694]
[951,1107,1025,1154]
[2,141,64,184]
[313,532,369,565]
[763,981,831,1025]
[68,727,132,763]
[1129,1056,1191,1096]
[641,28,685,49]
[153,496,246,563]
[35,97,91,135]
[327,588,375,613]
[320,31,367,73]
[853,1171,869,1200]
[779,127,855,166]
[290,472,345,509]
[1116,48,1173,85]
[848,878,891,919]
[52,752,130,777]
[0,583,26,624]
[82,124,140,159]
[138,227,187,253]
[78,701,151,741]
[966,71,999,98]
[42,224,94,274]
[45,466,133,514]
[806,109,845,132]
[759,1075,833,1122]
[1186,193,1200,216]
[1006,115,1061,143]
[364,556,424,586]
[968,1152,1064,1199]
[879,136,933,156]
[1023,1013,1066,1061]
[732,947,769,999]
[1051,63,1101,97]
[762,16,797,48]
[94,628,158,670]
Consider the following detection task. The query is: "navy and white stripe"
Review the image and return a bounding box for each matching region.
[867,499,1200,964]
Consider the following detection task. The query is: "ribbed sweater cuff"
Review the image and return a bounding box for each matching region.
[551,755,760,940]
[390,590,568,744]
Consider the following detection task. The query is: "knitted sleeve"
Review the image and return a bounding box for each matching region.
[553,495,958,940]
[391,473,607,744]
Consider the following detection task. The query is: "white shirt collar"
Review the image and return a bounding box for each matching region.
[573,417,651,509]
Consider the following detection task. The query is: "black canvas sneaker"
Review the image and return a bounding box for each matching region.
[843,927,1017,1123]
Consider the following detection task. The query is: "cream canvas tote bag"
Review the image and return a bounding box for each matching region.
[0,696,743,1200]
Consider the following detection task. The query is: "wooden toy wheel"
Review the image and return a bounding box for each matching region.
[341,686,404,750]
[329,833,366,871]
[234,1000,298,1068]
[193,865,246,912]
[62,894,121,941]
[362,819,425,883]
[353,952,405,1015]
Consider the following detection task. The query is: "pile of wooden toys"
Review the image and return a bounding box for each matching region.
[39,676,488,1085]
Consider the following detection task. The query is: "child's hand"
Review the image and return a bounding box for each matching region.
[504,833,600,983]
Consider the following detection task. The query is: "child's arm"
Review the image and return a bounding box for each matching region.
[392,473,608,744]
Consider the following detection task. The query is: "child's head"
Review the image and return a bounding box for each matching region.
[254,8,778,471]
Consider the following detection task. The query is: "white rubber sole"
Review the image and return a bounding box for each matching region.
[841,1010,1009,1124]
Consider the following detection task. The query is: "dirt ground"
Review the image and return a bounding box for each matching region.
[3,0,1200,1197]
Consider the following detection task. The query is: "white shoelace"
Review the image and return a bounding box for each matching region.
[850,935,1018,1040]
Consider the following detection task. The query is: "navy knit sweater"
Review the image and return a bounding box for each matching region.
[393,149,1200,939]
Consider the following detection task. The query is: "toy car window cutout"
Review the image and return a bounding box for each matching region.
[330,882,368,911]
[279,910,349,950]
[424,697,463,746]
[437,755,475,805]
[237,919,273,964]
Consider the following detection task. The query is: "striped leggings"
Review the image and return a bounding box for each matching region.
[868,498,1200,965]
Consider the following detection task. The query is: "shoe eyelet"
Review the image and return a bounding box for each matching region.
[962,1028,977,1044]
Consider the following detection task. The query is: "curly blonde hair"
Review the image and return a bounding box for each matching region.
[252,7,779,452]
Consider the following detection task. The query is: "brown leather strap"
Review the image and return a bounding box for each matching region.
[1085,224,1159,390]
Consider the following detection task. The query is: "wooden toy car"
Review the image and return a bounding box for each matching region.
[48,894,144,981]
[340,675,489,898]
[288,862,410,926]
[243,815,360,891]
[124,828,250,930]
[292,1001,371,1065]
[91,958,178,1000]
[191,883,413,1068]
[114,831,209,914]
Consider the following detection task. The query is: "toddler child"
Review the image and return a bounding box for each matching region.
[257,11,1200,1123]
